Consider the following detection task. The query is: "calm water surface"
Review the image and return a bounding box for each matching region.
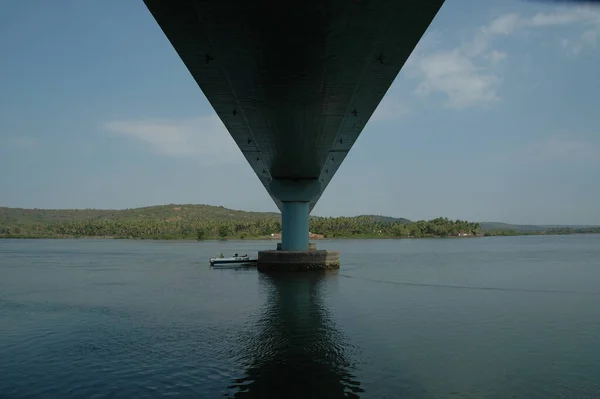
[1,236,600,398]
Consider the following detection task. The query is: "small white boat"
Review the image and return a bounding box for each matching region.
[209,253,257,267]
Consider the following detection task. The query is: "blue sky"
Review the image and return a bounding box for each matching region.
[1,0,599,225]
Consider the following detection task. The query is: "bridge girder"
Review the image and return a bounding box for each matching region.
[143,0,445,211]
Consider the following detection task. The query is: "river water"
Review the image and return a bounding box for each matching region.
[1,236,600,398]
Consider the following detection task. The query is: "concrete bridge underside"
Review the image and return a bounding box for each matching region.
[144,0,445,252]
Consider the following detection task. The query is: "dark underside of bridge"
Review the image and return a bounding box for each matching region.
[143,0,444,210]
[144,0,445,263]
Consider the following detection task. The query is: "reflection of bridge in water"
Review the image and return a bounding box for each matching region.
[227,272,363,398]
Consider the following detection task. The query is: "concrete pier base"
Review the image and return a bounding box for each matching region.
[277,242,317,251]
[257,250,340,272]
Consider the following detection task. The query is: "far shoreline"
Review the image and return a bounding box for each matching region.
[1,232,597,241]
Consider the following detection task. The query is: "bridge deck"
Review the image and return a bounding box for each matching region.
[144,0,445,211]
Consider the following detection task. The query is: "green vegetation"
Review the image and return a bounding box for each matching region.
[0,204,279,225]
[478,222,547,233]
[0,205,481,240]
[0,204,597,240]
[479,225,600,237]
[546,227,600,235]
[481,229,522,237]
[313,216,481,238]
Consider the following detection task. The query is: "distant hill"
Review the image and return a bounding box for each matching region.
[1,205,593,234]
[0,204,280,225]
[478,222,547,233]
[539,224,600,229]
[0,205,489,240]
[478,222,600,233]
[0,205,417,226]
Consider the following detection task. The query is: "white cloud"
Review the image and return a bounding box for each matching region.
[560,36,585,56]
[529,8,600,27]
[486,50,508,65]
[409,5,600,109]
[371,97,411,121]
[530,8,600,54]
[485,13,521,36]
[104,115,244,164]
[413,50,499,109]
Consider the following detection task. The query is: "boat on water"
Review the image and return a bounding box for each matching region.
[209,253,257,267]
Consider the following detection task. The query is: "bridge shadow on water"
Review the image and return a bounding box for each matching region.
[226,271,363,398]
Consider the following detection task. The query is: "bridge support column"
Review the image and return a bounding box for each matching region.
[281,201,309,251]
[257,178,340,272]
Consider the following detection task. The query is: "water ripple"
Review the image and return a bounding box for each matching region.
[339,273,600,296]
[2,238,600,398]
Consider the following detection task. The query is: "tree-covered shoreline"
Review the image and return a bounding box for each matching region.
[484,227,600,236]
[0,216,483,240]
[1,204,598,240]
